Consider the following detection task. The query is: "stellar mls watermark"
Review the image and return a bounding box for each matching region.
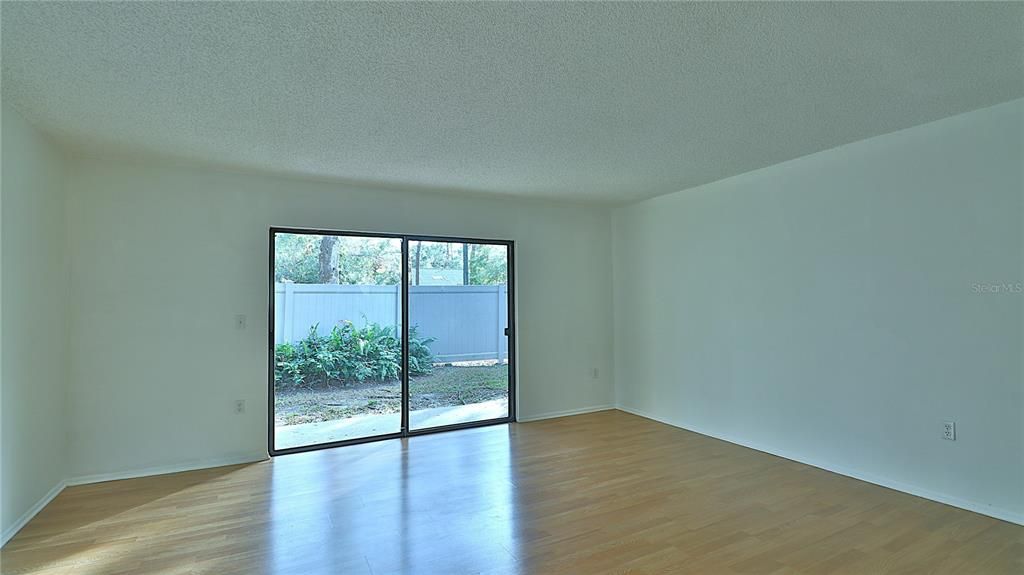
[972,282,1023,294]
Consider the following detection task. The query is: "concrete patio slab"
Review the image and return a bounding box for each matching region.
[275,398,508,450]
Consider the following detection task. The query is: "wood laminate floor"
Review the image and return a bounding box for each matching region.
[1,410,1021,574]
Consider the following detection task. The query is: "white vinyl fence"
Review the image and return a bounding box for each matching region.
[274,283,509,363]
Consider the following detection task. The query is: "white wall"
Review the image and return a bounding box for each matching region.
[1,104,69,541]
[613,99,1024,522]
[64,157,614,479]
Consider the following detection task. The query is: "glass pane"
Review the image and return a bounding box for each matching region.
[407,240,510,430]
[273,232,403,450]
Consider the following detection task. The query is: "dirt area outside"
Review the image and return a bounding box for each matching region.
[274,364,509,426]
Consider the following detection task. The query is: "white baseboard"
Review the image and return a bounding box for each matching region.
[616,405,1023,526]
[66,453,269,486]
[517,404,614,423]
[1,480,67,548]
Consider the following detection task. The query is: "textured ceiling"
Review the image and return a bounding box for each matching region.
[2,2,1022,203]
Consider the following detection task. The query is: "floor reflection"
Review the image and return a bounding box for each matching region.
[269,425,519,574]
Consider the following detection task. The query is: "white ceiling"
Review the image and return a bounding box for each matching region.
[2,2,1022,203]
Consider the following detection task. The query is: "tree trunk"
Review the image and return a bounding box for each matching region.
[414,241,422,285]
[462,243,469,285]
[318,236,338,283]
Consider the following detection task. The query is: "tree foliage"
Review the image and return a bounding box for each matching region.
[274,233,320,283]
[274,233,507,285]
[467,244,507,285]
[334,237,402,285]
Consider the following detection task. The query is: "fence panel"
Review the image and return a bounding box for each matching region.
[273,284,399,344]
[273,283,508,362]
[409,286,508,362]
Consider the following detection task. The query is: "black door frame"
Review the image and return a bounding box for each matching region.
[268,227,517,456]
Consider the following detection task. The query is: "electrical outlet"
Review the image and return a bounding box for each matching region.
[235,399,246,414]
[942,421,956,441]
[590,367,599,379]
[235,314,247,330]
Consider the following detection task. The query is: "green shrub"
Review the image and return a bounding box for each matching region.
[274,321,435,388]
[407,325,434,376]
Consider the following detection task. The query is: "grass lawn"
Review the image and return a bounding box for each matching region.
[274,364,508,426]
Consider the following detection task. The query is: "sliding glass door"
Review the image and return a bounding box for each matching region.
[269,229,514,454]
[271,232,405,451]
[407,240,511,431]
